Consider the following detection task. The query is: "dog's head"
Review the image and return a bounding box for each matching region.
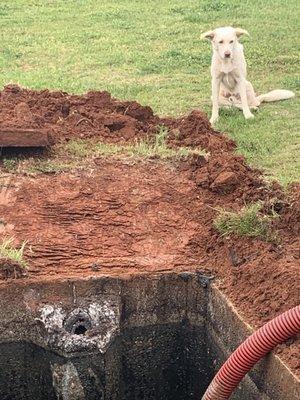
[201,26,249,60]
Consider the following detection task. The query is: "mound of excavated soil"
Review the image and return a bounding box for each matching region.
[0,86,299,374]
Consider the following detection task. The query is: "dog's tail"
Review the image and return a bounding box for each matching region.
[257,89,295,103]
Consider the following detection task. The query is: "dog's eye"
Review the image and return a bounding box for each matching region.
[230,40,234,43]
[219,40,224,44]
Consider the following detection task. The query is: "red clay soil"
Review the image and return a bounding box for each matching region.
[0,84,158,144]
[0,86,299,374]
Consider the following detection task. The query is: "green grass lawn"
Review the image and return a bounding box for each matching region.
[0,0,299,184]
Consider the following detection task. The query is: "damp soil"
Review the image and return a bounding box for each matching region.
[0,85,299,375]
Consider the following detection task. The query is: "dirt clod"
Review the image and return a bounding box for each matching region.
[0,258,27,279]
[211,171,239,193]
[14,102,33,122]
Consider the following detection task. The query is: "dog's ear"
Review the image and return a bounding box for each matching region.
[235,28,249,38]
[201,30,215,41]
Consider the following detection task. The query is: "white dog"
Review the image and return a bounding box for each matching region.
[201,26,295,125]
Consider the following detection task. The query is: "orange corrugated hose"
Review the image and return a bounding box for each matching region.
[202,305,300,400]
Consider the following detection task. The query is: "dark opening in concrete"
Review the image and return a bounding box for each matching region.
[74,324,88,335]
[64,310,92,336]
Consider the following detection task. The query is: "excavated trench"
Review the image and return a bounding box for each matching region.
[0,273,298,400]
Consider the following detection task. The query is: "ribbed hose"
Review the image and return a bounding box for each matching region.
[202,305,300,400]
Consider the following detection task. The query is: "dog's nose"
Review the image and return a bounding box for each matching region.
[224,52,231,58]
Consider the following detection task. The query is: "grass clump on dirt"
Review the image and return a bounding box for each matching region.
[0,238,28,269]
[64,127,206,160]
[64,140,121,158]
[126,126,200,159]
[213,202,279,243]
[1,157,77,175]
[20,127,205,175]
[28,160,76,174]
[2,158,18,172]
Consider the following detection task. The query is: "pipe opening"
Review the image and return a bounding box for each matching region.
[73,324,88,335]
[63,311,92,335]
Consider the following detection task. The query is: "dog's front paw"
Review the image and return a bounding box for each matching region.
[244,112,254,119]
[210,116,218,125]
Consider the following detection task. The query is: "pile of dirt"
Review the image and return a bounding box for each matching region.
[0,86,299,374]
[0,84,159,144]
[0,85,239,152]
[0,85,265,197]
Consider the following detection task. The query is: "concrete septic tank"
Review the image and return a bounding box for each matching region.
[0,273,298,400]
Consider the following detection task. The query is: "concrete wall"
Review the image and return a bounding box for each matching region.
[0,273,298,399]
